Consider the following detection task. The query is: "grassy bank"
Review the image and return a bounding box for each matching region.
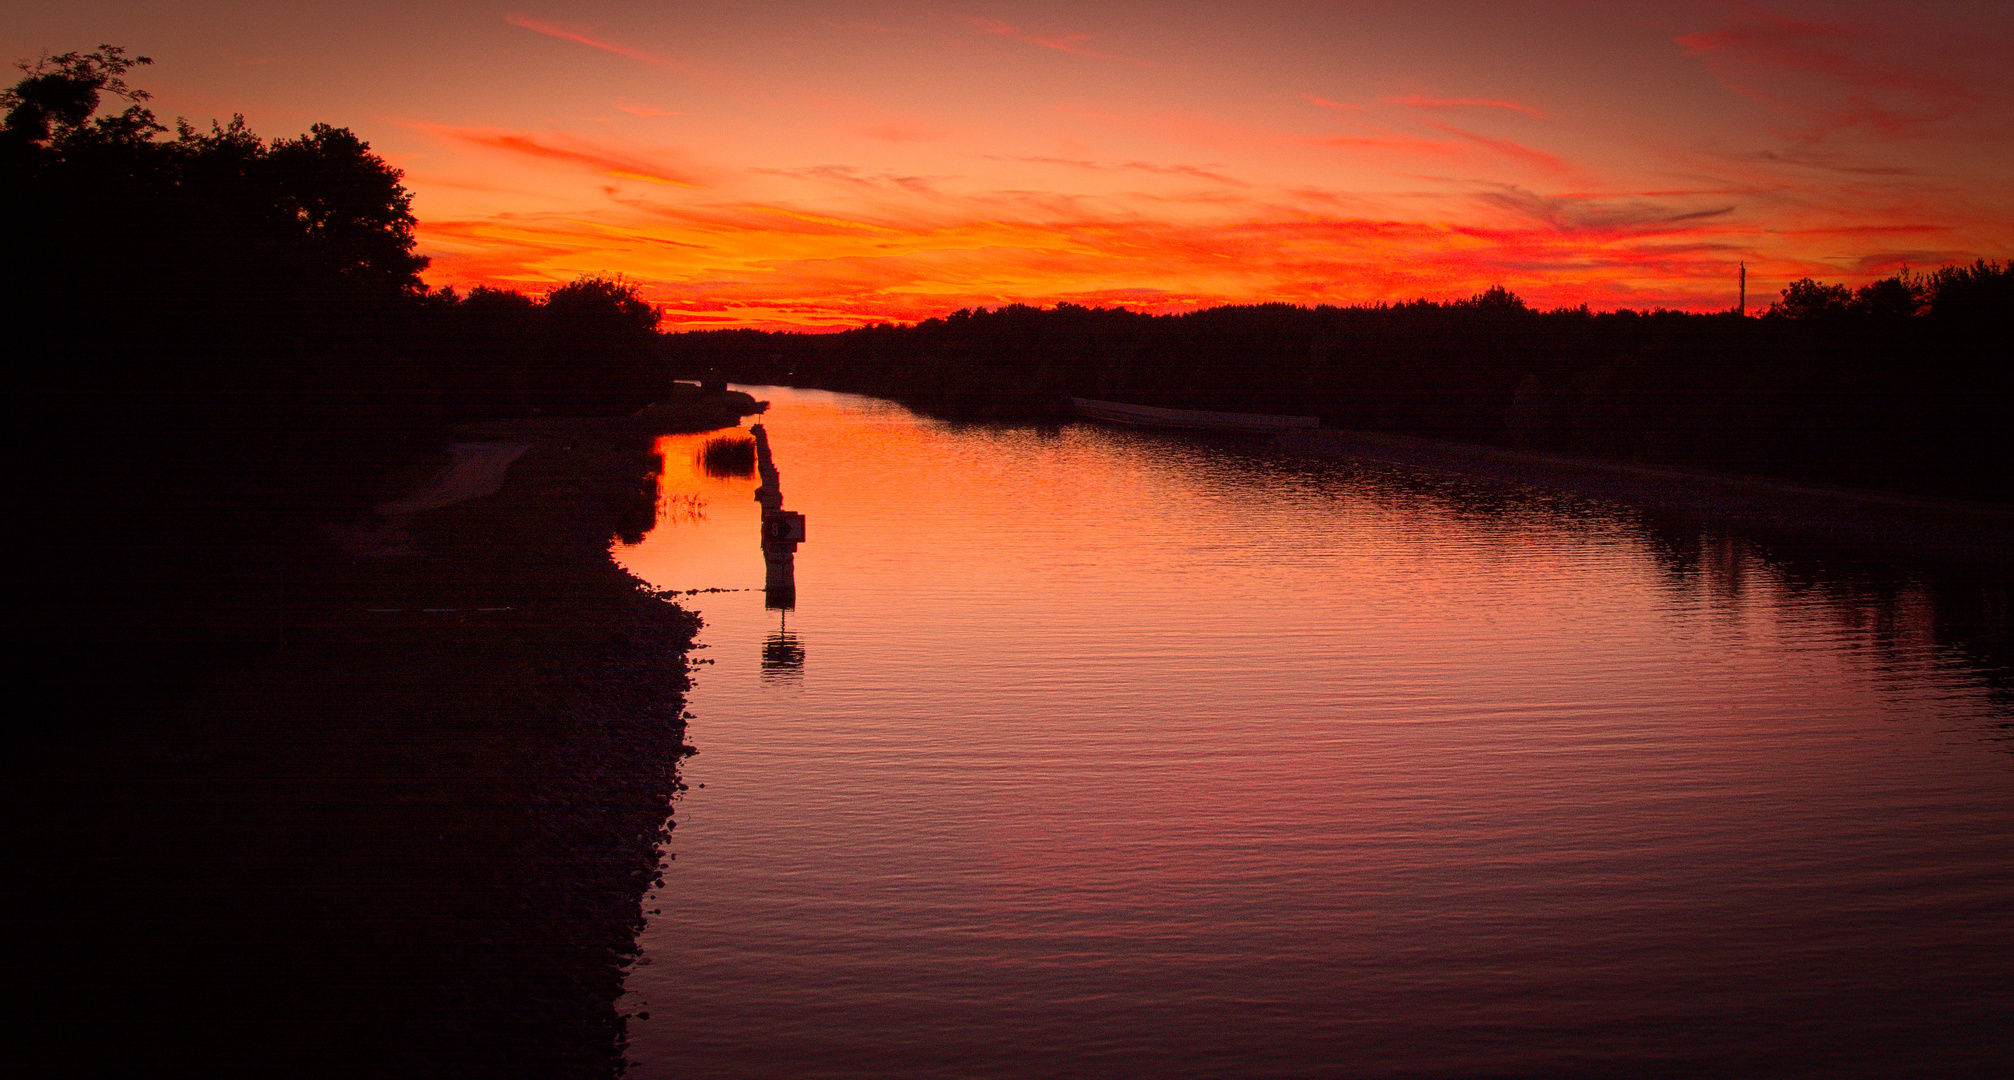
[12,391,761,1077]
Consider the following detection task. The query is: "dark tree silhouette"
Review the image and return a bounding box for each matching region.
[1850,272,1926,318]
[4,56,432,401]
[1453,284,1530,312]
[0,44,160,151]
[10,48,718,1080]
[1767,278,1853,318]
[1926,259,2014,320]
[4,50,677,415]
[260,123,428,295]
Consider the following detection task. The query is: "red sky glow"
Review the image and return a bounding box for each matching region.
[8,1,2011,328]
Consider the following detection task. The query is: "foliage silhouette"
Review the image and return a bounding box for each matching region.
[1925,259,2014,320]
[1,44,160,149]
[8,52,704,1078]
[4,51,669,416]
[1767,278,1854,319]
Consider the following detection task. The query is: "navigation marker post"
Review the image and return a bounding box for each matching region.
[750,423,804,607]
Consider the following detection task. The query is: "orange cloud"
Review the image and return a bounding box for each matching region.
[984,154,1246,187]
[504,12,670,67]
[1423,122,1582,181]
[1302,133,1462,160]
[962,15,1137,62]
[1382,93,1546,119]
[404,100,2008,329]
[416,185,1788,329]
[1302,94,1364,113]
[851,121,950,143]
[416,123,699,186]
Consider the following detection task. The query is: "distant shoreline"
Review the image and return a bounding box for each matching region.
[1272,425,2014,565]
[1280,425,2014,517]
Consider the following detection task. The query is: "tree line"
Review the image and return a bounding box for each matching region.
[8,47,2007,500]
[2,46,667,418]
[5,47,690,721]
[666,268,2013,502]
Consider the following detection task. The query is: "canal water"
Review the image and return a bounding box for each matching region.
[614,387,2014,1078]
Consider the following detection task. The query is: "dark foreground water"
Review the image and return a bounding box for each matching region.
[616,388,2014,1079]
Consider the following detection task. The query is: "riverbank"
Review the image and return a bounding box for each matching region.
[12,391,761,1077]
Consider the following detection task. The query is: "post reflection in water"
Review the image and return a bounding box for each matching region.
[613,388,2014,1080]
[762,609,806,685]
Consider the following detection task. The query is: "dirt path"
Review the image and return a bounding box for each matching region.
[375,441,533,515]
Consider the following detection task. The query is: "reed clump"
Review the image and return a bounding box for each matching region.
[698,435,757,478]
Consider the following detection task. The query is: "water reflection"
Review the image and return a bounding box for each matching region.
[619,389,2014,1080]
[761,610,806,684]
[1208,436,2014,743]
[1678,535,1999,742]
[697,434,757,479]
[657,492,707,525]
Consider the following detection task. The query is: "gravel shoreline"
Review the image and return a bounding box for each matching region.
[14,395,759,1078]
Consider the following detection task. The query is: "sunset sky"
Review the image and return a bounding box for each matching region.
[8,2,2011,328]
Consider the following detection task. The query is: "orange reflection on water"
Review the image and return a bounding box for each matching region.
[619,388,2014,1079]
[615,430,763,594]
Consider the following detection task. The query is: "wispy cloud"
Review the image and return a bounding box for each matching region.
[505,12,670,67]
[1422,123,1580,180]
[963,15,1137,62]
[757,165,945,196]
[1677,12,1976,141]
[1121,161,1246,186]
[986,154,1100,169]
[851,120,951,143]
[1776,223,1951,237]
[984,155,1246,186]
[1382,93,1545,119]
[1302,94,1364,113]
[1475,186,1736,236]
[619,104,681,119]
[1848,249,1968,273]
[1301,133,1463,160]
[1747,147,1918,176]
[1299,101,1569,177]
[416,123,699,187]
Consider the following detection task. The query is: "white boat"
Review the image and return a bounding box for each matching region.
[1068,397,1321,435]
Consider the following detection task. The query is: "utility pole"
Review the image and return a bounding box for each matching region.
[1738,261,1746,316]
